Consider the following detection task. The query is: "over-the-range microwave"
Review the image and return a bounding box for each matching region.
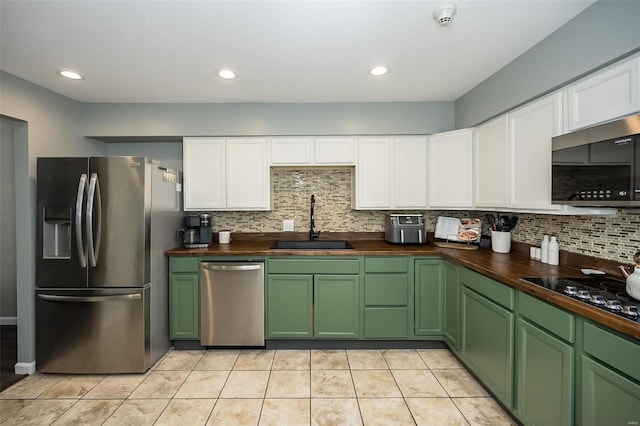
[552,114,640,207]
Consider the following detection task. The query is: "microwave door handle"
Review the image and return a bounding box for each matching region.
[86,173,102,267]
[75,174,88,268]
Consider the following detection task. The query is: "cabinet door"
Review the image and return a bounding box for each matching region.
[517,318,574,426]
[443,262,460,350]
[315,137,355,165]
[267,275,313,338]
[183,137,226,210]
[226,138,270,210]
[271,137,313,165]
[474,116,509,208]
[462,287,514,408]
[427,129,473,208]
[355,137,391,209]
[394,136,428,208]
[414,259,443,336]
[567,56,640,131]
[314,275,359,338]
[508,92,563,210]
[581,355,640,426]
[170,274,200,339]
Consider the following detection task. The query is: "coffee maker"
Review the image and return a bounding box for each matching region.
[176,213,212,248]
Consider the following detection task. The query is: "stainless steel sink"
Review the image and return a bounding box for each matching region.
[270,240,354,250]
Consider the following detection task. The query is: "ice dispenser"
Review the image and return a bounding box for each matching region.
[42,206,72,259]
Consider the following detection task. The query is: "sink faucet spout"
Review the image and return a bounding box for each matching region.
[309,194,320,241]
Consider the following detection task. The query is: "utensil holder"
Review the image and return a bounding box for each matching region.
[491,230,511,253]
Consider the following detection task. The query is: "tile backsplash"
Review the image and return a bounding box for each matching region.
[209,168,640,264]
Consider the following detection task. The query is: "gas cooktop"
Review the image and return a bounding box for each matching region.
[521,277,639,323]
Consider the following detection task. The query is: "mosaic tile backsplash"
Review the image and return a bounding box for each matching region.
[209,168,640,264]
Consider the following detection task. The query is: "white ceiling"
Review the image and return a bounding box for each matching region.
[0,0,595,104]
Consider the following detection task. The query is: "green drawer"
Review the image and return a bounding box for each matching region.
[269,258,360,275]
[364,307,409,338]
[170,257,199,273]
[364,275,408,306]
[364,257,409,273]
[518,292,575,343]
[461,268,514,310]
[583,322,640,381]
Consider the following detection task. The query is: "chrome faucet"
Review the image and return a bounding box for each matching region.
[309,194,320,241]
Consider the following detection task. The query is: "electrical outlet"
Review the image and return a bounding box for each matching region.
[283,220,295,231]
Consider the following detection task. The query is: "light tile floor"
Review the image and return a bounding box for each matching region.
[0,349,516,425]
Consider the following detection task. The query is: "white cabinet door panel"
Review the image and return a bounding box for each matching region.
[315,137,355,164]
[508,92,563,210]
[394,137,428,208]
[226,138,270,210]
[567,56,640,131]
[356,137,391,209]
[428,130,473,208]
[183,138,225,210]
[271,137,312,165]
[474,116,509,208]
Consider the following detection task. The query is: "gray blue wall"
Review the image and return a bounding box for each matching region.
[455,0,640,128]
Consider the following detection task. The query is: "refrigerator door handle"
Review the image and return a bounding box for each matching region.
[75,173,88,268]
[87,173,102,267]
[37,293,142,302]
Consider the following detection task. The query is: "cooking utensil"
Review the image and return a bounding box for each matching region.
[484,214,496,231]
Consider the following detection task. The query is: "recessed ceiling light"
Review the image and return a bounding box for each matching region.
[369,66,389,77]
[216,68,237,80]
[57,69,84,80]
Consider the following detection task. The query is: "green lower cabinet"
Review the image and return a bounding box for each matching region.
[314,275,360,338]
[516,318,574,426]
[266,275,313,338]
[581,355,640,426]
[462,287,514,408]
[170,273,200,339]
[414,259,443,335]
[443,261,460,350]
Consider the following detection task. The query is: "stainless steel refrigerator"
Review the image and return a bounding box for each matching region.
[35,156,182,373]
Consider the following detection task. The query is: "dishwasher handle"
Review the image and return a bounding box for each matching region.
[202,263,262,272]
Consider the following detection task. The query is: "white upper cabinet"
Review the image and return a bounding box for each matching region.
[314,137,355,164]
[183,137,226,210]
[270,137,313,165]
[394,137,428,208]
[270,136,355,165]
[183,137,270,211]
[355,137,392,209]
[508,92,563,211]
[474,116,508,208]
[226,138,270,210]
[427,129,473,209]
[566,55,640,131]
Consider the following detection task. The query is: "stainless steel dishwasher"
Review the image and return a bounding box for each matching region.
[200,261,265,346]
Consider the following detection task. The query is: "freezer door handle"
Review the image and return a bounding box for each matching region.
[86,173,102,267]
[202,263,262,272]
[37,293,141,302]
[75,173,88,268]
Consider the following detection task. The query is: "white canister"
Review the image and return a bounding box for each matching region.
[491,231,511,253]
[218,230,231,244]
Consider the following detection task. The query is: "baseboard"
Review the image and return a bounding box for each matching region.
[0,317,18,325]
[15,362,36,375]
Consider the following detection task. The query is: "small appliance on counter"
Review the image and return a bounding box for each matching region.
[177,213,212,248]
[385,214,426,244]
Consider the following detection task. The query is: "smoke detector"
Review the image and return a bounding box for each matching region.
[433,3,457,26]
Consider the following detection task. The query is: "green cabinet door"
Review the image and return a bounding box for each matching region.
[170,273,200,339]
[581,355,640,426]
[443,261,460,350]
[314,275,360,338]
[266,275,313,338]
[462,287,514,408]
[414,259,443,336]
[517,318,574,426]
